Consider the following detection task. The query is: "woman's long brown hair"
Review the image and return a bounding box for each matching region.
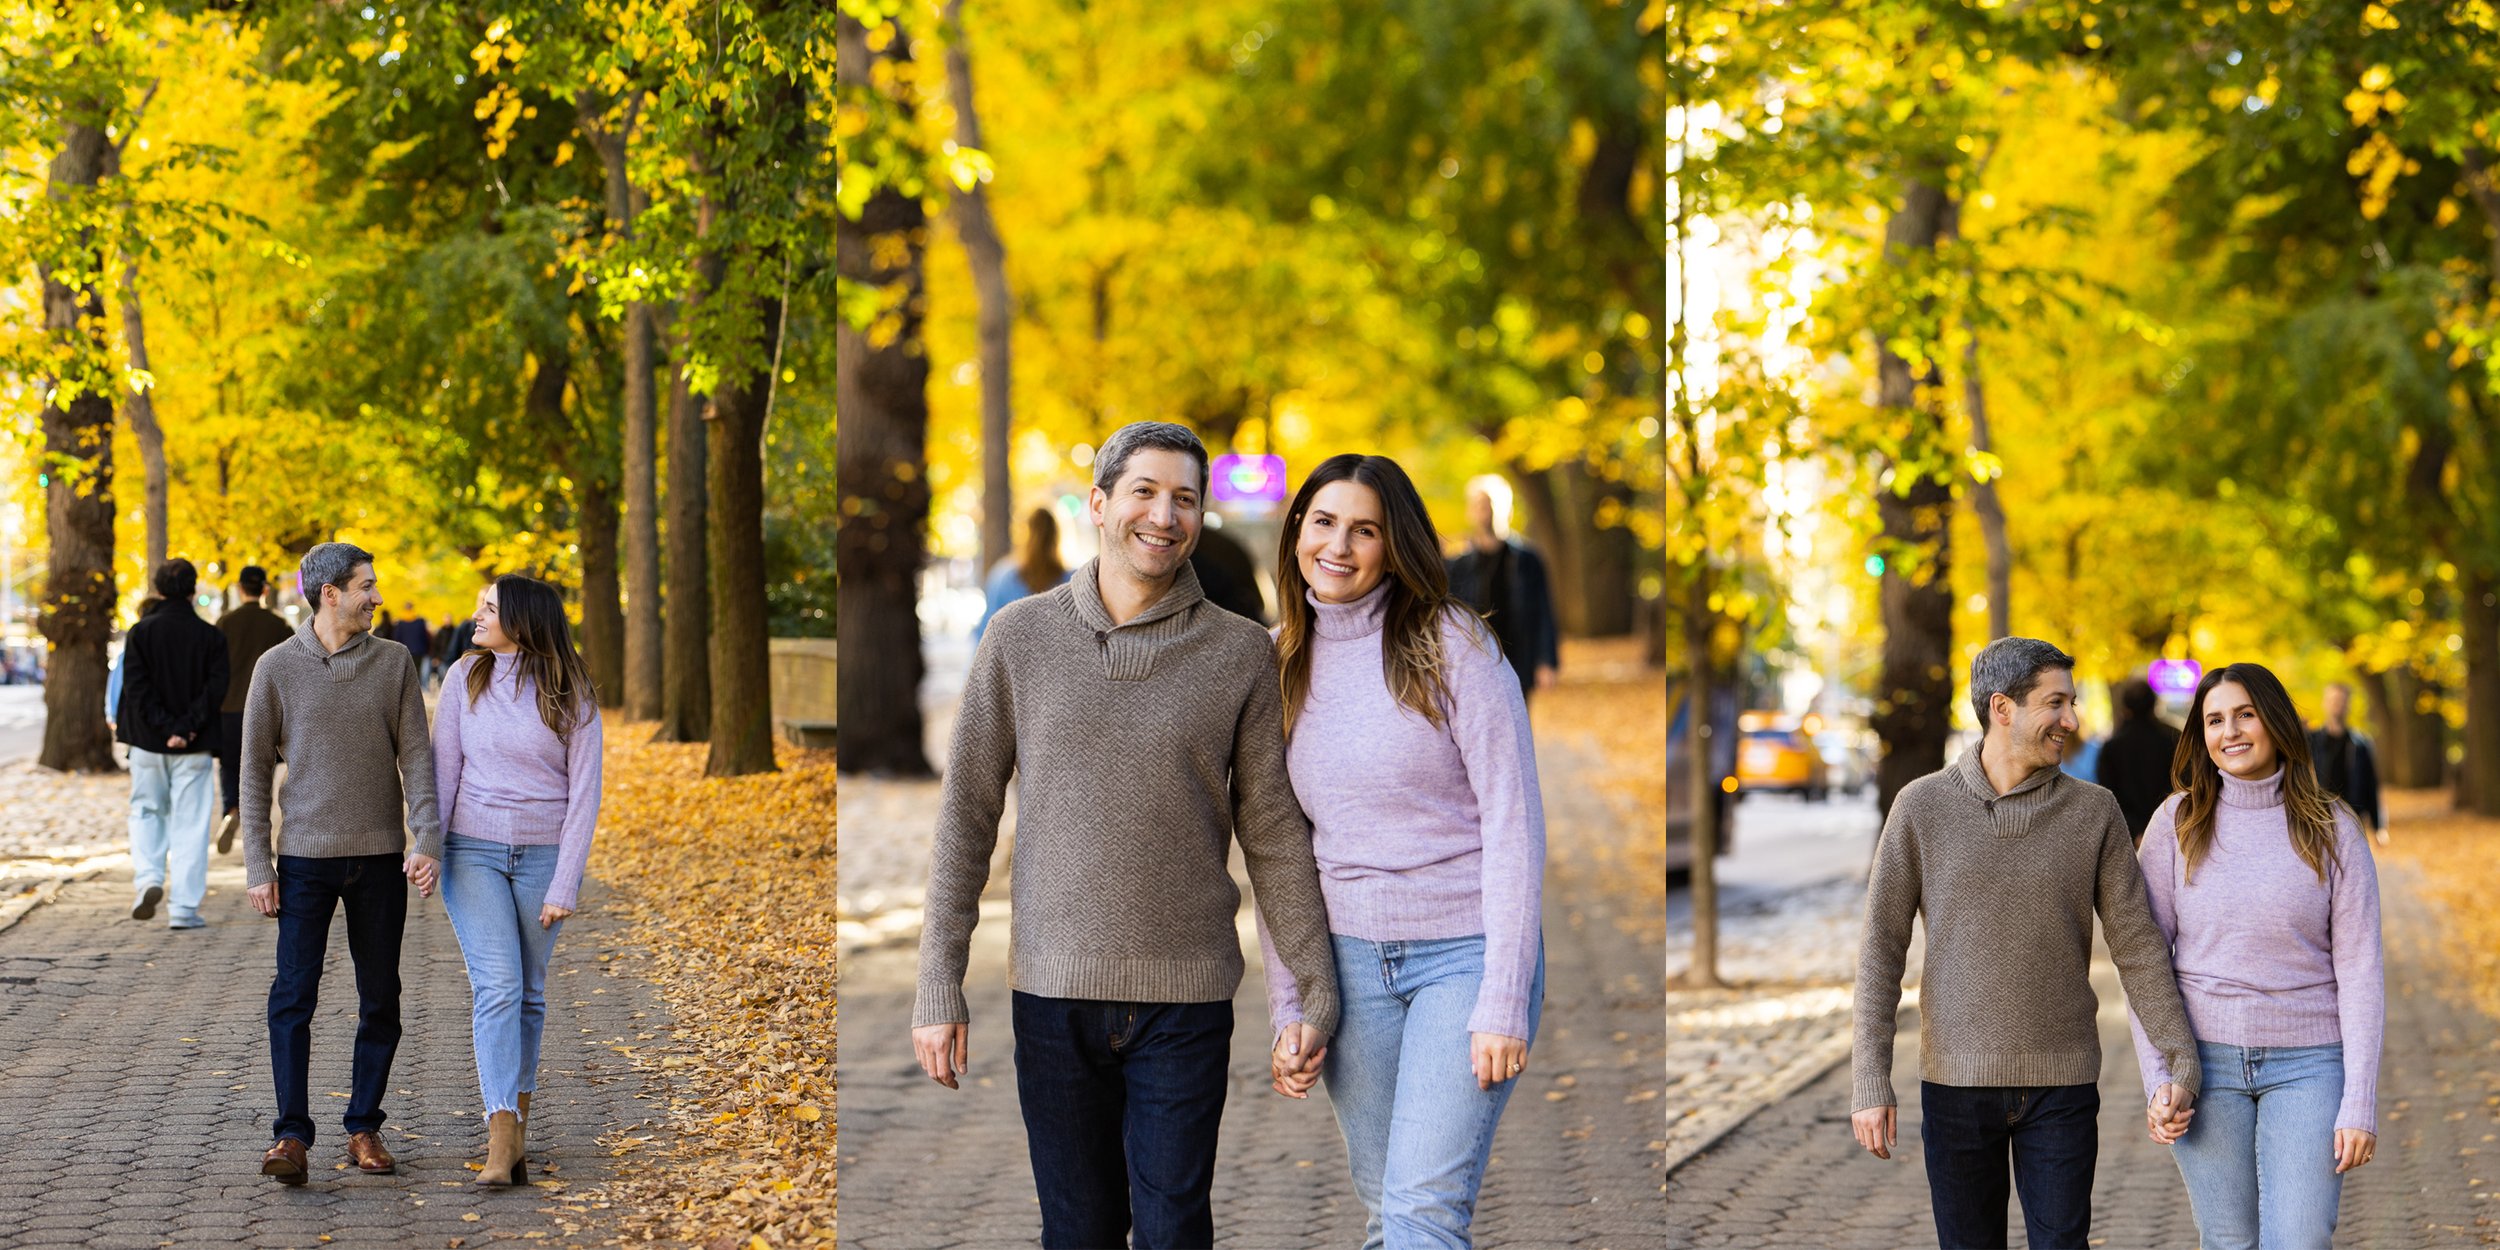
[463,574,599,743]
[1016,507,1064,596]
[2169,662,2344,884]
[1273,454,1486,735]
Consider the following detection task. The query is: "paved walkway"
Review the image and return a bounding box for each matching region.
[837,719,1672,1249]
[1666,856,2500,1247]
[0,848,669,1248]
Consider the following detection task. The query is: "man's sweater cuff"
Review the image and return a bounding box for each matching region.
[912,983,969,1030]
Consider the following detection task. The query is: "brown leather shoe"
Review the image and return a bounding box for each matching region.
[345,1131,396,1174]
[260,1138,309,1185]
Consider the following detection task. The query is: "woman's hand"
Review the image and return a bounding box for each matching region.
[1270,1025,1325,1099]
[1471,1032,1527,1091]
[2334,1128,2376,1173]
[2146,1082,2194,1145]
[539,902,573,929]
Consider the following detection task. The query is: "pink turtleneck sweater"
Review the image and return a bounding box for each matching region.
[431,653,605,911]
[2128,767,2384,1131]
[1256,585,1546,1041]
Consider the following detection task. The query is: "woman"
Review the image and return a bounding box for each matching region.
[973,507,1069,642]
[433,574,604,1187]
[2130,662,2382,1249]
[1256,454,1545,1248]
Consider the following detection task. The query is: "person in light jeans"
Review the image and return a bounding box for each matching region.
[1259,454,1546,1249]
[434,574,603,1188]
[117,561,229,929]
[2135,662,2383,1250]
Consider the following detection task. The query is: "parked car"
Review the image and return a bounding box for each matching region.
[1734,711,1828,801]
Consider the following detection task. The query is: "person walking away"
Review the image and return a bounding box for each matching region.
[106,595,167,731]
[973,506,1069,642]
[2098,677,2181,846]
[2306,681,2383,844]
[240,542,444,1185]
[1258,454,1546,1248]
[434,574,603,1188]
[1851,637,2202,1250]
[912,422,1339,1250]
[117,560,230,929]
[1443,475,1560,701]
[392,603,435,686]
[216,566,294,854]
[2134,663,2383,1248]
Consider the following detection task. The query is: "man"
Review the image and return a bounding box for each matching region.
[911,421,1339,1250]
[2308,681,2384,841]
[117,559,230,930]
[2095,677,2181,845]
[215,566,294,854]
[241,542,443,1185]
[390,602,434,685]
[1850,637,2201,1250]
[1444,475,1560,699]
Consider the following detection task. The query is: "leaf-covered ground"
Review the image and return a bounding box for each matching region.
[571,729,837,1248]
[1532,638,1670,906]
[2375,787,2500,1027]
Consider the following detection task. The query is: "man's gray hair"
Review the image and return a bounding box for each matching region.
[300,541,375,609]
[1969,636,2076,734]
[1093,421,1209,496]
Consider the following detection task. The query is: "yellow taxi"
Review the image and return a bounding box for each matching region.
[1734,711,1829,801]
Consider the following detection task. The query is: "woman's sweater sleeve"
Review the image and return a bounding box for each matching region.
[546,704,604,911]
[2128,797,2184,1104]
[431,658,467,840]
[2330,813,2385,1132]
[1448,616,1545,1040]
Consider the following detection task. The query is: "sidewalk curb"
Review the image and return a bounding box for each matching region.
[1659,990,1918,1178]
[0,874,77,936]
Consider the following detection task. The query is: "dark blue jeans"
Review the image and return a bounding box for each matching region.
[1011,992,1232,1250]
[267,853,406,1145]
[1920,1081,2099,1250]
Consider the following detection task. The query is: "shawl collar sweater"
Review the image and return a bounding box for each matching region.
[1255,584,1545,1039]
[2128,769,2384,1130]
[914,559,1341,1036]
[1852,744,2199,1110]
[240,619,444,888]
[431,653,606,910]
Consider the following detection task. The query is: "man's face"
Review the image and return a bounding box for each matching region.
[1466,487,1495,534]
[1088,448,1203,586]
[327,564,381,636]
[2322,684,2350,724]
[1994,667,2078,772]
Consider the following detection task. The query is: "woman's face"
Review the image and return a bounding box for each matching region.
[1295,480,1390,604]
[473,585,514,653]
[2200,679,2278,780]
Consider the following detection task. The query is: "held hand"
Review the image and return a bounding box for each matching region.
[1851,1106,1898,1160]
[1270,1024,1327,1098]
[248,882,281,918]
[539,902,573,929]
[403,853,440,898]
[2334,1128,2377,1173]
[913,1022,969,1090]
[2147,1083,2196,1145]
[1471,1032,1528,1091]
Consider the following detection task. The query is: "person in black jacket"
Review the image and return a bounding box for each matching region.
[2094,677,2179,845]
[1445,475,1561,700]
[2308,681,2384,840]
[119,558,232,929]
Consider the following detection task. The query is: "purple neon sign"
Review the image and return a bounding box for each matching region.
[2146,659,2203,700]
[1210,454,1287,504]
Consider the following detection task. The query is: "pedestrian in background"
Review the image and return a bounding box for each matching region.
[435,574,603,1188]
[2099,677,2182,846]
[1445,475,1561,701]
[216,566,294,854]
[117,560,229,930]
[2134,663,2383,1248]
[105,594,167,731]
[2307,681,2384,843]
[973,506,1069,643]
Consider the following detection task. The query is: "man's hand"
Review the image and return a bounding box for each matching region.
[404,853,439,898]
[1471,1032,1528,1091]
[166,734,189,750]
[248,882,281,918]
[914,1022,969,1090]
[1534,664,1559,692]
[2147,1082,2196,1145]
[1851,1106,1897,1159]
[1270,1023,1327,1098]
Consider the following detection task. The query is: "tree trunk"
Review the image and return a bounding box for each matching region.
[944,0,1016,575]
[1549,462,1636,638]
[580,93,664,722]
[657,319,713,744]
[2462,568,2500,816]
[37,116,120,774]
[836,12,936,778]
[705,286,783,778]
[2382,665,2449,789]
[577,469,627,709]
[1680,567,1723,988]
[118,259,169,577]
[1965,336,2010,642]
[1872,178,1955,820]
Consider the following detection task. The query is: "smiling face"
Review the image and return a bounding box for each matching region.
[1295,480,1390,604]
[1088,447,1204,588]
[472,584,513,652]
[1992,666,2079,774]
[2201,679,2279,779]
[324,564,381,638]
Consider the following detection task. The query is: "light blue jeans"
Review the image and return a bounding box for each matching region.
[2173,1041,2347,1250]
[1323,933,1546,1250]
[128,748,215,916]
[440,833,566,1118]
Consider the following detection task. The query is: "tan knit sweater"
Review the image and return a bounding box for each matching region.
[1851,745,2199,1111]
[913,560,1340,1036]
